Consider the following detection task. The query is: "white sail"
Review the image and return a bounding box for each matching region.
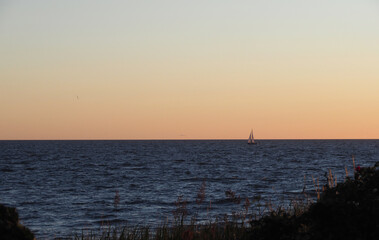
[248,129,256,144]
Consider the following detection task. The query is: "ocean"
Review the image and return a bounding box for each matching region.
[0,140,378,238]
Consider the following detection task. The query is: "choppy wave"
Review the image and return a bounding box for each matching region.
[0,139,378,238]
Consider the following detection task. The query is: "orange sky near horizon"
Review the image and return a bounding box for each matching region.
[1,0,378,140]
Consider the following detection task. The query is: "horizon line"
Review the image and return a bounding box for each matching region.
[1,138,378,141]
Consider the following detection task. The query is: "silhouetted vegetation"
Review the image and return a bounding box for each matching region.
[3,161,378,240]
[71,161,379,240]
[0,204,35,240]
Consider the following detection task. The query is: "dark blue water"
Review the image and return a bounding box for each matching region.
[1,140,378,238]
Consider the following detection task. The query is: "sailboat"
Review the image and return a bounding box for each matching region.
[248,129,257,145]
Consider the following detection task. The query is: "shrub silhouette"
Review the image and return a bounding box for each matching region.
[0,204,35,240]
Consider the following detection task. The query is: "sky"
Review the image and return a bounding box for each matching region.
[0,0,378,140]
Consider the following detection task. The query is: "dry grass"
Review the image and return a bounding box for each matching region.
[58,158,379,240]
